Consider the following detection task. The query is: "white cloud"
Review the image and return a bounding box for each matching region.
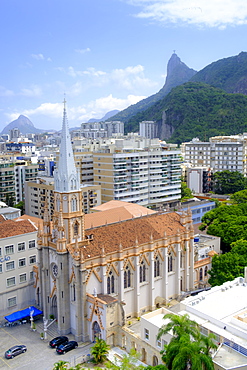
[22,103,63,118]
[12,94,146,125]
[62,64,156,91]
[125,0,247,28]
[31,53,45,60]
[31,53,52,62]
[0,86,14,97]
[20,85,42,97]
[75,48,91,54]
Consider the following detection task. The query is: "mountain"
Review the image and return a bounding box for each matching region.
[107,53,197,125]
[1,115,43,135]
[88,110,120,123]
[126,82,247,144]
[191,52,247,94]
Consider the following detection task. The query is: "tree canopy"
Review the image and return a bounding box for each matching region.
[212,171,247,195]
[199,202,247,251]
[208,239,247,286]
[157,314,216,370]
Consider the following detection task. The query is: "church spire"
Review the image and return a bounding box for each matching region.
[54,98,80,192]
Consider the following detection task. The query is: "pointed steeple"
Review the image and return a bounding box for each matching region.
[54,98,80,192]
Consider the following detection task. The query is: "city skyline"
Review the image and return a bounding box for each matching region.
[1,0,247,132]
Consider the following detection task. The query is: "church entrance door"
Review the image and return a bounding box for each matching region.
[92,321,101,341]
[51,295,57,318]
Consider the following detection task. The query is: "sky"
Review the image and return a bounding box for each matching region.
[1,0,247,132]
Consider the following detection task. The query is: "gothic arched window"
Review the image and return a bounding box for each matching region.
[168,253,173,273]
[124,265,131,289]
[107,271,115,294]
[71,197,77,212]
[140,261,146,283]
[199,268,203,281]
[154,256,160,278]
[74,222,79,236]
[205,266,208,277]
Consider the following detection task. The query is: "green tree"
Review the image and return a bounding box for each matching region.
[230,189,247,204]
[199,202,247,251]
[91,338,110,364]
[157,314,216,370]
[14,200,24,214]
[53,361,69,370]
[212,170,247,195]
[181,182,193,201]
[208,239,247,286]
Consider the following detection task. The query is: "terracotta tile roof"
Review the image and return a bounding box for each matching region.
[0,219,37,239]
[0,214,6,223]
[84,212,185,259]
[14,214,43,228]
[97,294,118,304]
[92,200,156,216]
[86,201,156,228]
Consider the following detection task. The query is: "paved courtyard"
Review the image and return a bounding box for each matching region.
[0,320,93,370]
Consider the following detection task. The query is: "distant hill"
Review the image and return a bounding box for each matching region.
[126,82,247,144]
[191,52,247,94]
[1,115,43,135]
[107,53,197,125]
[88,110,120,123]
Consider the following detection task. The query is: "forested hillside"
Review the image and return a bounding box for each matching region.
[126,82,247,144]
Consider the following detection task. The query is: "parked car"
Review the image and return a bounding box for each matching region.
[56,341,78,354]
[49,336,69,348]
[5,345,27,359]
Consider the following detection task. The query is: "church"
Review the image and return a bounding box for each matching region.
[36,101,195,345]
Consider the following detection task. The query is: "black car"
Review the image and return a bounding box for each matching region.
[5,345,27,359]
[49,336,69,348]
[56,341,78,354]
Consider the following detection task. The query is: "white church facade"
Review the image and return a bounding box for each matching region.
[36,101,195,344]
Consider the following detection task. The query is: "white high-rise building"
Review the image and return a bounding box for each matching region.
[181,134,247,175]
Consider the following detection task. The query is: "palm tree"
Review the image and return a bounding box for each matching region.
[157,313,199,341]
[158,314,217,370]
[53,361,69,370]
[91,337,110,364]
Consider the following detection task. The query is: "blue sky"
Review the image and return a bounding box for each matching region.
[1,0,247,132]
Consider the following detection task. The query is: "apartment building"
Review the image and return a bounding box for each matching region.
[93,147,181,208]
[0,216,38,320]
[0,160,39,204]
[181,135,247,175]
[24,176,101,218]
[139,121,158,139]
[79,121,124,139]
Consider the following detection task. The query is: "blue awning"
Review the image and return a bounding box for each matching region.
[5,306,42,322]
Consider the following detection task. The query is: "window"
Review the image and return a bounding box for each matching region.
[199,268,203,281]
[30,271,34,280]
[124,265,131,289]
[5,245,14,255]
[144,328,149,340]
[74,222,79,236]
[19,258,26,267]
[107,271,115,294]
[205,266,208,277]
[157,338,161,348]
[8,297,17,308]
[0,247,2,256]
[154,256,160,278]
[18,242,25,252]
[0,264,2,273]
[168,253,173,273]
[29,240,35,249]
[6,261,15,271]
[7,277,15,287]
[19,273,27,283]
[29,255,36,264]
[140,261,146,283]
